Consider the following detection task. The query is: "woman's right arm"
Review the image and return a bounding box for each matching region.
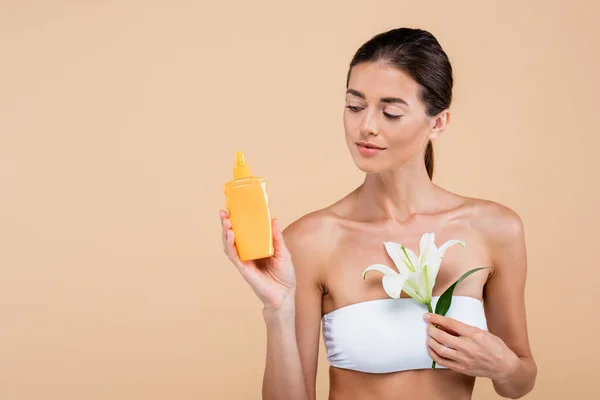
[262,218,325,400]
[220,211,325,400]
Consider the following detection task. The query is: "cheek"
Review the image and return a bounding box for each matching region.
[387,122,426,154]
[390,120,423,143]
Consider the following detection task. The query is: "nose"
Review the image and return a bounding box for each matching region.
[359,108,379,136]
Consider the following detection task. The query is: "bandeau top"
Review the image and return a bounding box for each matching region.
[321,296,487,373]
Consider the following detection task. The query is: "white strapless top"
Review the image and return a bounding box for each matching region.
[321,296,487,374]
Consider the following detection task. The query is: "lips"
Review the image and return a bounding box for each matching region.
[356,141,386,150]
[356,141,386,157]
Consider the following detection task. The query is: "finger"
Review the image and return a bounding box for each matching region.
[220,213,226,245]
[220,213,231,253]
[272,219,290,259]
[225,229,243,269]
[437,325,460,337]
[425,313,475,337]
[221,214,232,230]
[427,334,458,360]
[427,345,462,371]
[427,322,463,350]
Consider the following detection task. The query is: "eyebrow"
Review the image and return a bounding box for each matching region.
[346,89,409,106]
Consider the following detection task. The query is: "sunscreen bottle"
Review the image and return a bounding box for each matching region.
[223,151,274,261]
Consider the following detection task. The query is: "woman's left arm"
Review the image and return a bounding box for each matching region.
[483,206,537,397]
[426,204,537,399]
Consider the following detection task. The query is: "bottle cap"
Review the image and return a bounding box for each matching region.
[233,151,252,179]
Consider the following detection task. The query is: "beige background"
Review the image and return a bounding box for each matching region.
[1,1,598,399]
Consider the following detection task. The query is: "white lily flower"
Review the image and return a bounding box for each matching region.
[362,232,465,311]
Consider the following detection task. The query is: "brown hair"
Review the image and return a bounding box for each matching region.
[346,27,453,180]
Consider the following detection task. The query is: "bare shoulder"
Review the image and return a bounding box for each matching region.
[464,197,525,244]
[461,197,527,274]
[281,207,341,268]
[282,208,338,246]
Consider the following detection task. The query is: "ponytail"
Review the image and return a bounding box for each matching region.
[425,141,434,180]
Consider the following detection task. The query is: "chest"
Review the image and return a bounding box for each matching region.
[321,222,492,315]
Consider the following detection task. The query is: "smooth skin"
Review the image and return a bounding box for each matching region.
[220,61,537,400]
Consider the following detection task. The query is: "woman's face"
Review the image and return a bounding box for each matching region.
[343,61,445,173]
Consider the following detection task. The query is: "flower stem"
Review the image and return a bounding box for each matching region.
[425,302,436,369]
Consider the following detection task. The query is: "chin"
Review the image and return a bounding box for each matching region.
[351,155,388,173]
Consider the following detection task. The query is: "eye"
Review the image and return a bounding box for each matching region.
[346,105,363,113]
[384,112,403,120]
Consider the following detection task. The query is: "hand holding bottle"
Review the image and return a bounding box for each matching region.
[220,210,296,311]
[221,151,296,311]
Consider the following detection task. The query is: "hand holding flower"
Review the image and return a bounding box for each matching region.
[424,313,520,381]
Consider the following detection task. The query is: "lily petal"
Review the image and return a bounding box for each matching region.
[437,239,466,258]
[402,272,426,302]
[408,265,430,303]
[362,263,399,280]
[422,263,438,304]
[384,242,418,273]
[421,250,443,286]
[382,274,411,299]
[419,232,436,256]
[418,233,437,271]
[422,239,466,297]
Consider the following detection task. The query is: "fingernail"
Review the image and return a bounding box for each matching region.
[423,313,430,321]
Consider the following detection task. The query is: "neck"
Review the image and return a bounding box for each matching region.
[356,160,439,223]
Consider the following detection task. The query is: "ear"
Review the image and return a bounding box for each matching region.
[428,110,450,141]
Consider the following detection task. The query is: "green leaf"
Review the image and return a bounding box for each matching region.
[434,267,489,316]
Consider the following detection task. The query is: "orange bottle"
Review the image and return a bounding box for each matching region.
[223,151,274,261]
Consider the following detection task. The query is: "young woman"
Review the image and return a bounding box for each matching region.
[220,27,537,400]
